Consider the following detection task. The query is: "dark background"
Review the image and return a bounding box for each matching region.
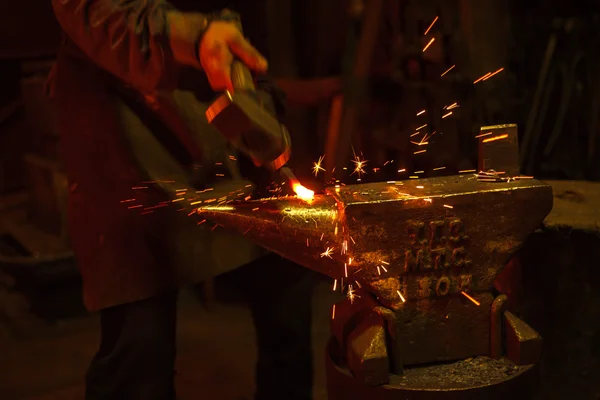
[0,0,599,399]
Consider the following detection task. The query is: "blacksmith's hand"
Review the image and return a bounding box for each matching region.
[199,21,268,92]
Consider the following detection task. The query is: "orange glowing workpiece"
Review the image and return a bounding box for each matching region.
[292,183,315,201]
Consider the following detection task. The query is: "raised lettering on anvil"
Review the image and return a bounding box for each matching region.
[404,219,471,273]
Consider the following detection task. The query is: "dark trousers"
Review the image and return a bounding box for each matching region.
[84,255,316,400]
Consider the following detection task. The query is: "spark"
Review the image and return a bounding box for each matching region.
[128,205,143,209]
[197,219,206,225]
[335,224,338,235]
[441,65,455,77]
[306,238,310,247]
[433,166,446,171]
[414,150,427,155]
[171,198,184,203]
[417,109,426,116]
[321,247,334,258]
[443,204,454,209]
[459,169,476,173]
[120,198,136,203]
[244,227,251,235]
[351,156,368,177]
[484,68,504,80]
[355,281,362,288]
[216,173,225,177]
[380,260,389,265]
[482,134,508,143]
[416,124,427,130]
[424,16,439,35]
[349,258,352,265]
[420,131,436,144]
[320,233,325,241]
[416,185,424,189]
[333,279,337,291]
[473,72,492,84]
[344,263,348,277]
[140,211,153,215]
[398,169,406,173]
[252,207,259,211]
[312,155,326,177]
[442,111,453,119]
[461,291,481,306]
[446,102,459,110]
[423,37,435,52]
[377,266,381,275]
[380,265,388,273]
[350,236,356,244]
[332,305,336,319]
[474,68,504,84]
[397,290,406,303]
[475,131,493,138]
[131,186,148,190]
[347,285,360,304]
[424,198,433,203]
[409,176,419,179]
[142,180,175,184]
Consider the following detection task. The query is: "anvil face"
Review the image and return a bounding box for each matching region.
[199,175,552,308]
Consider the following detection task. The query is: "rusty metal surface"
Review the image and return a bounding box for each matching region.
[346,313,389,386]
[490,294,509,359]
[392,293,493,365]
[504,311,542,366]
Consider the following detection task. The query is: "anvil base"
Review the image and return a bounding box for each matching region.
[325,338,539,400]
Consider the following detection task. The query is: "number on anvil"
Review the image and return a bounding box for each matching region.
[404,219,471,272]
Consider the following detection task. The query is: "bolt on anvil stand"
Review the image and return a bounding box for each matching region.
[198,124,552,399]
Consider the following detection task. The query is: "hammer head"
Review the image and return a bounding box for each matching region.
[206,89,291,170]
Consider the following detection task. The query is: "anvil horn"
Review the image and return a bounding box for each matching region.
[197,195,348,279]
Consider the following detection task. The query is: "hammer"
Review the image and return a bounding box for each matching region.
[205,58,294,178]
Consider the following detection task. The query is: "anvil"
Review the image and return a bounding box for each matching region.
[198,173,553,397]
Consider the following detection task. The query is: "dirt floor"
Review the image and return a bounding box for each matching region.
[0,283,340,400]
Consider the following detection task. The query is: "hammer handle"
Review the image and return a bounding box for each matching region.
[231,60,256,91]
